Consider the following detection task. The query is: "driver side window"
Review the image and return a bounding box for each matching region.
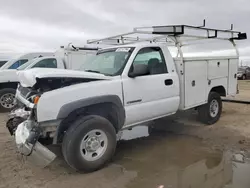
[131,47,168,76]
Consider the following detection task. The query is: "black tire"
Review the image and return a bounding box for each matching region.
[62,115,117,172]
[198,92,222,125]
[0,88,16,112]
[242,74,246,80]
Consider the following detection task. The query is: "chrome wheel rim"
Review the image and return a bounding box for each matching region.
[210,99,219,118]
[0,93,15,109]
[80,129,108,161]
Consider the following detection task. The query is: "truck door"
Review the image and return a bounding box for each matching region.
[122,47,180,126]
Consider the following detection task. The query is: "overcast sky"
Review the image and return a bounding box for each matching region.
[0,0,249,64]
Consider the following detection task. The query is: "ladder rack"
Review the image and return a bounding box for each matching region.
[64,43,100,51]
[87,20,247,46]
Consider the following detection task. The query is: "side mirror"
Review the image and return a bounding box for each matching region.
[128,64,149,78]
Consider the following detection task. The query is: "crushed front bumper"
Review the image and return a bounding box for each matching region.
[14,120,56,167]
[7,91,56,167]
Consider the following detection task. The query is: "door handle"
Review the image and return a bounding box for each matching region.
[165,79,173,86]
[192,80,195,87]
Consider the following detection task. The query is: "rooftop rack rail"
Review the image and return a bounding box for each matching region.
[63,43,100,51]
[87,20,247,47]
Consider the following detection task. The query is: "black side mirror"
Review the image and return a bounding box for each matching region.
[128,64,149,78]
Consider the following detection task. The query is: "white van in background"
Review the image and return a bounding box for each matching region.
[18,44,98,70]
[0,44,98,112]
[0,52,53,70]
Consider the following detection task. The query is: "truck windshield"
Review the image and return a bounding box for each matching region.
[79,47,134,76]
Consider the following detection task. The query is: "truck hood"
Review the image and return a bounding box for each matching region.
[17,68,111,87]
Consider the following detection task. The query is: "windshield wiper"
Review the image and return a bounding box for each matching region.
[85,69,112,76]
[85,70,101,73]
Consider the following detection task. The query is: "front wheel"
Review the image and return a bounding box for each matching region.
[0,88,16,112]
[62,115,117,172]
[198,92,222,125]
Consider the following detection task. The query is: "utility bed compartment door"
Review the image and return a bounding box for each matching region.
[184,61,207,108]
[228,59,238,95]
[67,51,85,70]
[208,60,228,79]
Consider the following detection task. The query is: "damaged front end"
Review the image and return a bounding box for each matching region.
[7,69,110,168]
[6,86,56,167]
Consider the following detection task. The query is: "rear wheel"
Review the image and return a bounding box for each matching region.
[62,115,117,172]
[0,88,16,112]
[198,92,222,125]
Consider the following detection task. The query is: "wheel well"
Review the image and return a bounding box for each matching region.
[57,102,122,143]
[0,82,18,90]
[210,86,226,96]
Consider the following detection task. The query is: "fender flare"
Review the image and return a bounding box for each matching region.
[57,95,125,128]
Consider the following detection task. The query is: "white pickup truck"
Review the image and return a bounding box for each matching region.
[0,52,53,111]
[6,23,247,172]
[0,44,98,112]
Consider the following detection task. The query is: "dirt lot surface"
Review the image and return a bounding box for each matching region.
[1,81,250,188]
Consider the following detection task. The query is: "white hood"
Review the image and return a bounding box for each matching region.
[17,68,111,87]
